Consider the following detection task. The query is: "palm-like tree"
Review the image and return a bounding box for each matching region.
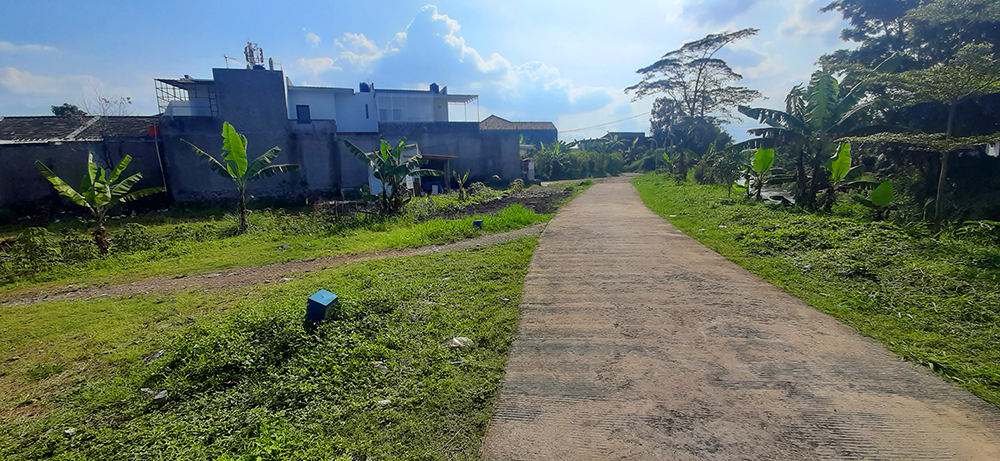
[734,70,878,207]
[35,153,165,254]
[183,122,299,233]
[344,138,441,213]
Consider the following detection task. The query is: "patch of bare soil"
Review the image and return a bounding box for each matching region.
[0,224,544,307]
[420,185,578,223]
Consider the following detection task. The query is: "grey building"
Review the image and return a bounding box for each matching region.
[479,115,558,147]
[1,64,548,218]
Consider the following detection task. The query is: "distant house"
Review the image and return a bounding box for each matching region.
[0,115,163,218]
[479,115,558,147]
[607,132,647,146]
[1,60,540,218]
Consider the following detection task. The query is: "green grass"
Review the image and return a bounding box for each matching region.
[633,173,1000,407]
[1,204,550,295]
[0,237,537,460]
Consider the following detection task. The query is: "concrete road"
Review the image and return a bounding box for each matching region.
[481,177,1000,460]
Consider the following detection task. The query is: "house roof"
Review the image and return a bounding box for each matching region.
[0,115,159,144]
[479,115,556,132]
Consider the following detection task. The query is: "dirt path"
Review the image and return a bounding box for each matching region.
[0,224,544,307]
[481,177,1000,460]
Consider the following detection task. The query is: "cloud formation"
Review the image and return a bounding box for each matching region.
[0,67,95,94]
[681,0,762,26]
[293,5,618,132]
[0,41,57,53]
[305,31,321,48]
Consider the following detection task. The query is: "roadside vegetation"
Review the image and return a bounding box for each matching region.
[0,184,562,294]
[0,237,537,460]
[633,174,1000,407]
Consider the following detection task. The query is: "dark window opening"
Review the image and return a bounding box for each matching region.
[296,105,311,123]
[365,104,369,119]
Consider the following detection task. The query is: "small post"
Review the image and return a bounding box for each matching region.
[306,289,338,322]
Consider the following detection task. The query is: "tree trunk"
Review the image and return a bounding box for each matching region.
[795,150,807,205]
[808,146,824,210]
[934,102,958,222]
[239,188,248,233]
[93,222,110,255]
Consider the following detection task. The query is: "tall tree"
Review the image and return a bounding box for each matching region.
[821,0,1000,70]
[626,28,761,123]
[848,44,1000,221]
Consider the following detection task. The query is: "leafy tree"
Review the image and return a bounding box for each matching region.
[850,44,1000,220]
[627,29,756,178]
[344,138,440,214]
[35,153,165,254]
[821,0,1000,71]
[625,28,761,123]
[183,122,299,233]
[50,103,86,117]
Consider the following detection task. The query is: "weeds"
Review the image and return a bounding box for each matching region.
[0,238,537,460]
[633,173,1000,407]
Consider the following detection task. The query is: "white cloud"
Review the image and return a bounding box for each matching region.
[0,41,57,53]
[296,57,340,74]
[305,31,321,48]
[0,67,95,94]
[779,0,841,45]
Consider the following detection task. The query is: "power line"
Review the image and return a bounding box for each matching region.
[559,111,651,134]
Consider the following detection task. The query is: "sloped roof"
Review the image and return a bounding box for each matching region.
[479,115,556,131]
[0,116,158,144]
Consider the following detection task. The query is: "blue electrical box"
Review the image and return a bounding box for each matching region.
[306,289,338,322]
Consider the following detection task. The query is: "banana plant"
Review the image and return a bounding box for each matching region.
[732,148,775,200]
[452,170,470,201]
[854,181,895,220]
[183,122,299,233]
[35,153,165,254]
[344,138,442,213]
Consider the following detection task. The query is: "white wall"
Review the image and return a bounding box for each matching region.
[285,87,378,133]
[286,87,338,120]
[336,90,377,132]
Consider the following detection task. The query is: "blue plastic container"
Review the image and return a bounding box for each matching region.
[473,219,483,229]
[306,289,338,322]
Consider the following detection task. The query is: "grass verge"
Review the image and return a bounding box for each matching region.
[632,173,1000,407]
[0,237,537,460]
[1,204,549,295]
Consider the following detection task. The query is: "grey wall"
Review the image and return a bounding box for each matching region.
[378,122,520,183]
[0,139,165,219]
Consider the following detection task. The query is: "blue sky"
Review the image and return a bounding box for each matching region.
[0,0,850,140]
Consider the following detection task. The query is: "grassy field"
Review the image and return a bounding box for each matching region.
[632,173,1000,407]
[1,194,552,294]
[0,237,537,460]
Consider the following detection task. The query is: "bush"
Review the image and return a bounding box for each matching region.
[113,223,161,253]
[509,179,525,193]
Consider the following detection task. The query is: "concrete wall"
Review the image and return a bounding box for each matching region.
[378,122,520,183]
[336,90,378,133]
[0,139,166,218]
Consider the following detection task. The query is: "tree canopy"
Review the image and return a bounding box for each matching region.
[625,28,761,124]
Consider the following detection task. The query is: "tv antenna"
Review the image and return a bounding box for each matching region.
[223,55,241,68]
[244,40,264,68]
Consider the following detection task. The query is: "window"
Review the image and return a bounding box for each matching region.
[296,105,311,123]
[379,108,388,121]
[365,104,369,119]
[392,108,403,121]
